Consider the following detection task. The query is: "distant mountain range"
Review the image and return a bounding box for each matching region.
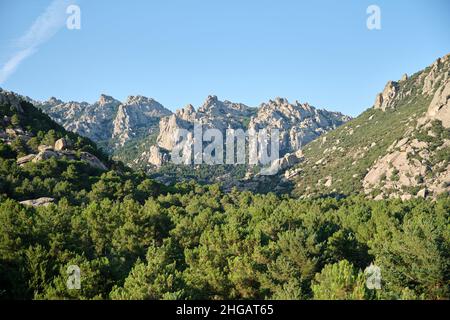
[30,90,351,185]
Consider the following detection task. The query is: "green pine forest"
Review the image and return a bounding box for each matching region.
[0,100,449,300]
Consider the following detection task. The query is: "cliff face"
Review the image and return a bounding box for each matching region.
[154,95,349,156]
[112,95,172,147]
[30,89,351,184]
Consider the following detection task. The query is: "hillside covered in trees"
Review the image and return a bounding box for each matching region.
[0,92,448,300]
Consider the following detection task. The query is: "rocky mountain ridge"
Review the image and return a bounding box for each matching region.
[16,90,350,179]
[151,95,349,168]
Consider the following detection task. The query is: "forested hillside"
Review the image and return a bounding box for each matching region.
[0,94,448,300]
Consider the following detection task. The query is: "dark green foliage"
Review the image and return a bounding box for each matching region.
[0,180,448,299]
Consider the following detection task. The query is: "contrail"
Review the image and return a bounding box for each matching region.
[0,0,75,84]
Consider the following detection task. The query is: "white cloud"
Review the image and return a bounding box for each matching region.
[0,0,75,85]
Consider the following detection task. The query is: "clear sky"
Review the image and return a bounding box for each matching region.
[0,0,449,116]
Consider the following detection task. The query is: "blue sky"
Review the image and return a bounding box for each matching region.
[0,0,449,116]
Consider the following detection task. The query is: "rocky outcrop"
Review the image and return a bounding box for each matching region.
[33,150,59,162]
[39,94,121,143]
[20,197,55,207]
[112,95,172,146]
[14,143,108,171]
[249,97,350,154]
[156,114,194,151]
[421,54,450,96]
[17,154,36,165]
[262,149,304,175]
[79,152,108,170]
[0,88,25,113]
[374,53,450,112]
[147,145,169,167]
[374,81,400,111]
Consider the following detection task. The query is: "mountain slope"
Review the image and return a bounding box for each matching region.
[0,88,165,205]
[287,54,450,199]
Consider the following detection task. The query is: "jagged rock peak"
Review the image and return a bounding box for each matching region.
[98,94,118,106]
[48,96,64,105]
[198,95,220,111]
[125,95,157,105]
[273,97,289,105]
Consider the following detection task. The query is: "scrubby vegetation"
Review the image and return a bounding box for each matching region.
[292,88,433,197]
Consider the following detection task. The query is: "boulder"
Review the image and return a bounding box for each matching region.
[54,138,68,151]
[5,128,16,137]
[38,145,54,152]
[417,188,427,198]
[20,197,54,207]
[17,154,36,165]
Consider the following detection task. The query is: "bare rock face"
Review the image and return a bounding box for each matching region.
[249,98,350,154]
[176,104,197,121]
[39,94,173,149]
[270,150,304,172]
[363,134,449,199]
[21,148,108,171]
[17,154,36,165]
[36,94,171,147]
[20,197,54,207]
[426,79,450,128]
[39,94,121,143]
[156,96,350,155]
[157,114,193,151]
[152,95,349,175]
[373,54,450,113]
